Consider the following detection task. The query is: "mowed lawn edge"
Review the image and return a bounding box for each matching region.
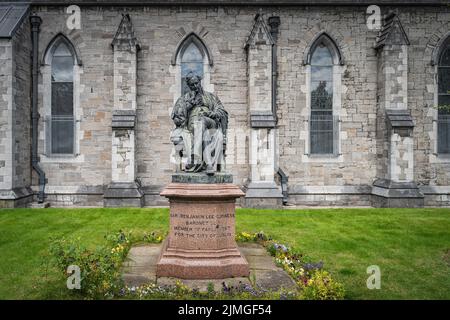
[0,207,449,299]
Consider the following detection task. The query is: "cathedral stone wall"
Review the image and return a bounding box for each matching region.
[12,18,32,191]
[9,4,447,207]
[0,18,33,207]
[0,39,13,194]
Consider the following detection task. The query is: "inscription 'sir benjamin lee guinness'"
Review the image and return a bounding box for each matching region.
[167,199,239,251]
[171,212,234,239]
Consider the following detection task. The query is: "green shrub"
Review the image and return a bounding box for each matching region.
[142,231,165,243]
[48,229,344,300]
[236,231,345,300]
[49,231,131,299]
[235,231,270,242]
[300,270,345,300]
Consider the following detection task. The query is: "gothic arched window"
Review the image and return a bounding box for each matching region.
[438,38,450,154]
[49,39,75,154]
[181,41,204,95]
[309,38,337,155]
[171,33,213,97]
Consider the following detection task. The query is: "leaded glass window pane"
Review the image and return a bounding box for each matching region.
[311,45,333,66]
[51,43,73,83]
[438,95,450,154]
[52,83,73,116]
[51,117,74,154]
[440,46,450,66]
[310,113,334,154]
[438,41,450,154]
[52,56,73,82]
[181,42,203,95]
[50,41,74,154]
[438,67,450,95]
[310,42,335,154]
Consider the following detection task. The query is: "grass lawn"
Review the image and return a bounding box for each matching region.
[0,207,449,299]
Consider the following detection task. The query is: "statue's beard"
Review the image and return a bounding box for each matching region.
[192,85,203,95]
[186,89,201,109]
[189,86,203,102]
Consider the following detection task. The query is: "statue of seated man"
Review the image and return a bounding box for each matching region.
[170,73,228,175]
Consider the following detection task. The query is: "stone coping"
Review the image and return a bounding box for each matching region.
[160,182,244,199]
[171,172,233,184]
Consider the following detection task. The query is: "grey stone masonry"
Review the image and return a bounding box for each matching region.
[371,13,423,207]
[105,14,143,207]
[1,4,447,208]
[0,39,14,196]
[0,14,33,208]
[244,13,283,207]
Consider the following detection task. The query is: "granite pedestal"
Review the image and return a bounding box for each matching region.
[156,173,250,279]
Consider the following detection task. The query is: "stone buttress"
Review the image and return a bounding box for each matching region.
[104,14,144,207]
[243,13,283,208]
[372,13,424,207]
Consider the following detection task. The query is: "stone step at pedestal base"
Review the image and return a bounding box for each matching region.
[156,239,249,279]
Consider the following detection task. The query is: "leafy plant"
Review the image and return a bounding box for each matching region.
[142,231,165,243]
[235,230,345,300]
[206,282,215,295]
[49,229,344,300]
[49,231,131,299]
[434,104,450,113]
[299,270,345,300]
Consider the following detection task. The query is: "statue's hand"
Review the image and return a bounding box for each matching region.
[205,111,216,119]
[186,102,194,111]
[173,116,184,127]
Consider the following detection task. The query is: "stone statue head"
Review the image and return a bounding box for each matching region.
[186,72,203,93]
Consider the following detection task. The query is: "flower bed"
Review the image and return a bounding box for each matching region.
[235,231,345,300]
[49,230,344,300]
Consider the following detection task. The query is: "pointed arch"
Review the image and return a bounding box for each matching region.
[43,33,82,66]
[431,31,450,66]
[303,32,344,66]
[435,32,450,154]
[41,33,83,158]
[171,32,213,66]
[302,31,345,158]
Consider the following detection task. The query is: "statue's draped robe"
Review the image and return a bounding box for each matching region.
[171,90,228,172]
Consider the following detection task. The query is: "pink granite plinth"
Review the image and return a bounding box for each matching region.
[156,183,249,279]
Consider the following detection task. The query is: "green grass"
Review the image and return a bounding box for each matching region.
[0,207,449,299]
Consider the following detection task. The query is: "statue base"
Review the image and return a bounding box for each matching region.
[156,174,249,279]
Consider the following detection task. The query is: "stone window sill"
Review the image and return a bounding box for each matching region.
[40,154,85,163]
[430,153,450,164]
[301,154,344,163]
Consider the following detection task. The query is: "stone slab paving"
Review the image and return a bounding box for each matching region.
[121,242,297,292]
